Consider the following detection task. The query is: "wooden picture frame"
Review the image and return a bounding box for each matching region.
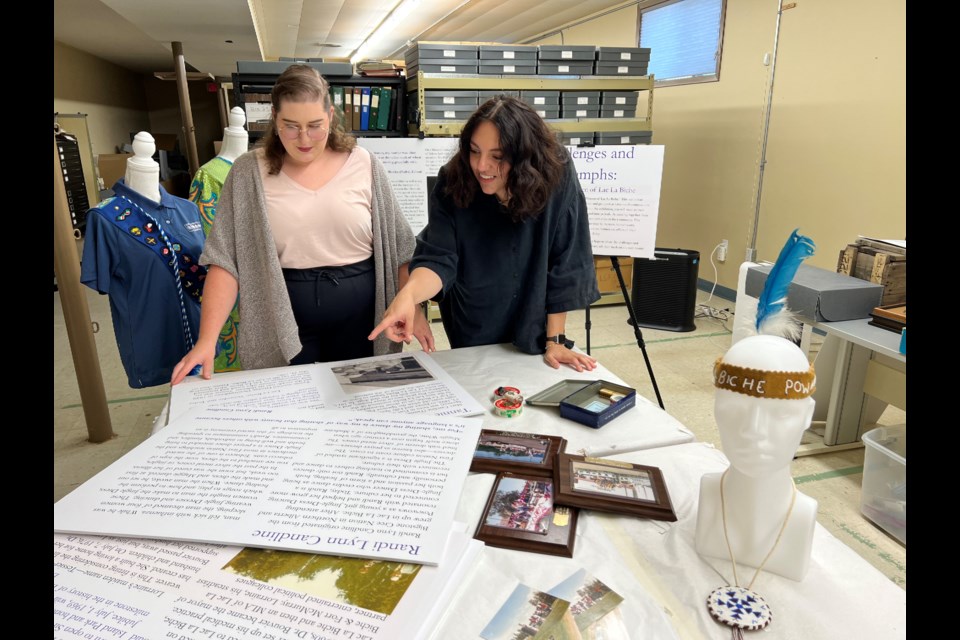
[553,453,677,522]
[474,472,579,558]
[469,429,566,478]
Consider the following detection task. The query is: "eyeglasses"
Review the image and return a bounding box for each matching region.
[278,123,329,140]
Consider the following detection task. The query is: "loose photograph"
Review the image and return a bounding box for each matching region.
[571,460,656,502]
[330,355,434,394]
[222,547,421,615]
[480,583,578,640]
[484,477,554,534]
[548,568,626,635]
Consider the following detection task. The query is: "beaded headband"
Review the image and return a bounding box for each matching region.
[713,358,816,400]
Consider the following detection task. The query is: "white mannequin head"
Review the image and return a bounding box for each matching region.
[714,335,815,477]
[124,131,161,203]
[218,107,249,162]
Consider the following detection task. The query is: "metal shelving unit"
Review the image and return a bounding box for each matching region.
[406,72,653,138]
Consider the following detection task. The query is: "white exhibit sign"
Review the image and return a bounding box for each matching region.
[167,350,485,424]
[54,408,483,566]
[360,138,664,258]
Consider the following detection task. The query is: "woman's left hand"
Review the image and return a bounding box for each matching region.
[542,343,597,372]
[412,308,435,353]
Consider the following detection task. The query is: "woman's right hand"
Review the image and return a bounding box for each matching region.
[170,342,216,385]
[369,291,418,344]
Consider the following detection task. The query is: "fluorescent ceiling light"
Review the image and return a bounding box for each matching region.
[351,0,421,64]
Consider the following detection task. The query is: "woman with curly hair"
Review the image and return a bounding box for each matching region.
[370,96,599,371]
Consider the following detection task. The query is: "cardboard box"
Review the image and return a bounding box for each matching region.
[595,257,633,294]
[745,263,884,323]
[97,153,132,189]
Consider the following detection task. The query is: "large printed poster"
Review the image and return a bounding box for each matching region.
[359,137,664,258]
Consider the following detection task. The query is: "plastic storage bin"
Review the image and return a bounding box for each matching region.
[860,425,906,544]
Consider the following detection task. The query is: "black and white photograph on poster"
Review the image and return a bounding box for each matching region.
[331,355,434,394]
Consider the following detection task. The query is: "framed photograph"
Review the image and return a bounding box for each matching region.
[469,429,566,477]
[474,473,579,558]
[553,453,676,522]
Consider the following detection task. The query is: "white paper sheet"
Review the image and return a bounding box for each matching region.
[168,351,485,425]
[55,408,483,565]
[54,526,482,640]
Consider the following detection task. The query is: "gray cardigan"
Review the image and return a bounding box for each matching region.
[200,148,416,369]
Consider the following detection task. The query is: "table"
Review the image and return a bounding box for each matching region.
[429,344,694,455]
[807,319,906,454]
[435,442,906,639]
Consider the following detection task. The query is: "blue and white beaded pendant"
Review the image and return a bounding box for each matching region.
[707,585,772,636]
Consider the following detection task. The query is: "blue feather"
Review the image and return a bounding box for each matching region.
[755,229,816,332]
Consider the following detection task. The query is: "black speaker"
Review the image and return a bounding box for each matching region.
[630,248,700,332]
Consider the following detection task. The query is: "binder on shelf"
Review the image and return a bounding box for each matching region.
[377,88,393,131]
[330,86,345,125]
[352,87,362,131]
[369,87,381,130]
[344,89,353,130]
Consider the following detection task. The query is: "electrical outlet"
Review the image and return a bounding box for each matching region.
[717,239,728,262]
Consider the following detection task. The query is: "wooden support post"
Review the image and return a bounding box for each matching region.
[53,133,114,443]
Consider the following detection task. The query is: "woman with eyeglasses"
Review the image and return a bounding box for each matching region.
[370,96,599,372]
[171,64,431,384]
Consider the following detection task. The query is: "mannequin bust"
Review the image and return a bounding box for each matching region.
[695,334,818,581]
[124,131,161,203]
[218,107,249,162]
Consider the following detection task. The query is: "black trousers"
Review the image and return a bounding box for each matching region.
[283,256,375,365]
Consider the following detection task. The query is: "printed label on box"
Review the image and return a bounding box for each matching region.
[504,65,515,72]
[536,110,546,117]
[534,97,546,104]
[570,137,581,145]
[616,97,627,104]
[444,111,455,118]
[614,109,624,117]
[441,65,456,72]
[503,51,515,59]
[621,52,631,60]
[444,50,455,57]
[558,65,568,72]
[562,51,573,59]
[621,136,630,143]
[576,110,587,117]
[443,96,455,104]
[577,97,588,104]
[618,66,628,73]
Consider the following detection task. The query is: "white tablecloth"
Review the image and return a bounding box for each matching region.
[430,344,694,455]
[436,442,906,639]
[434,443,907,640]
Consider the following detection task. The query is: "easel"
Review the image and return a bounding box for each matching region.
[585,255,665,410]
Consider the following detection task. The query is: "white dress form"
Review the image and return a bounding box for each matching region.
[218,107,249,162]
[695,335,818,582]
[124,131,161,203]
